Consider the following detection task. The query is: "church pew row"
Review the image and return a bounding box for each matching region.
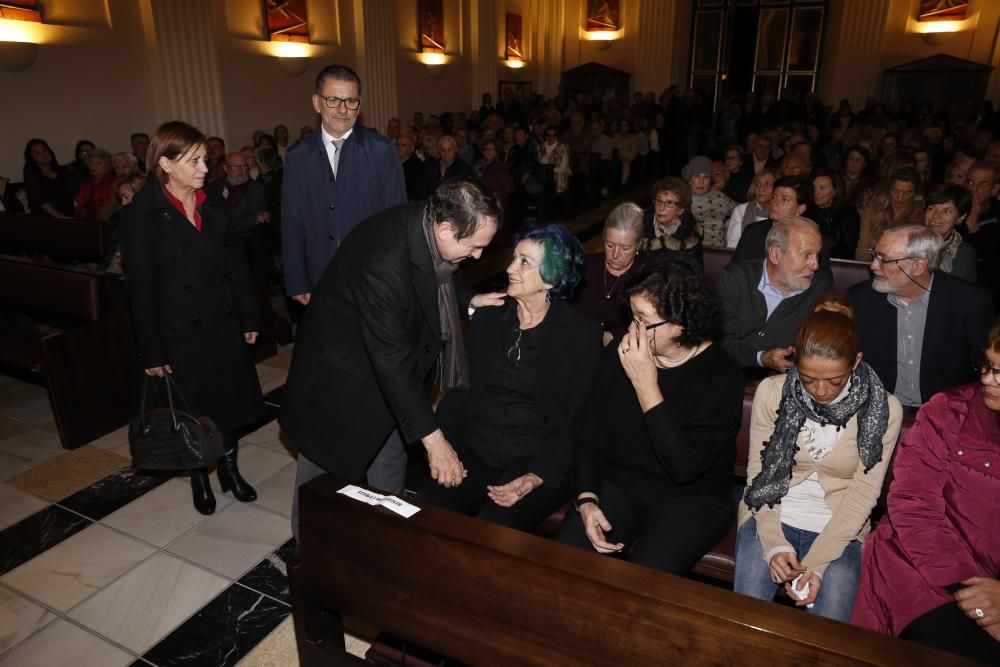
[290,475,968,666]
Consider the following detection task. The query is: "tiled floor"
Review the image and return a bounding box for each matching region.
[0,354,372,666]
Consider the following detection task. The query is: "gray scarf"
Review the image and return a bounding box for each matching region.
[744,362,889,510]
[741,200,767,230]
[421,211,469,390]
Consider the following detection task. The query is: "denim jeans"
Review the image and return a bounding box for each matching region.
[733,516,862,622]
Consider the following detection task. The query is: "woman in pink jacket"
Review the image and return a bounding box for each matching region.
[851,320,1000,664]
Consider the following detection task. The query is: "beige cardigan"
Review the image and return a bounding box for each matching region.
[737,374,903,577]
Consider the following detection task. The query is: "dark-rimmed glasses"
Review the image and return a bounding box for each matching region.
[978,356,1000,384]
[633,318,670,331]
[654,198,681,209]
[868,249,917,266]
[319,96,361,110]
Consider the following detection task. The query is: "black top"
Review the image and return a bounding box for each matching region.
[574,342,744,503]
[574,253,641,337]
[23,167,75,217]
[807,203,860,261]
[465,320,549,467]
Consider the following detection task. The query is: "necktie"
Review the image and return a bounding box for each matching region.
[331,138,345,177]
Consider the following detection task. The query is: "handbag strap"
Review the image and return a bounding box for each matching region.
[138,374,180,431]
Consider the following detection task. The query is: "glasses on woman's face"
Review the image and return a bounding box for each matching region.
[653,197,680,210]
[977,356,1000,384]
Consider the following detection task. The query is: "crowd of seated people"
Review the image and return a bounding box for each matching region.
[6,84,1000,663]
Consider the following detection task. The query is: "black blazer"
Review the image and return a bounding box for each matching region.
[120,182,265,432]
[204,179,268,237]
[279,202,473,478]
[847,272,994,403]
[717,258,833,368]
[435,299,602,483]
[417,158,472,200]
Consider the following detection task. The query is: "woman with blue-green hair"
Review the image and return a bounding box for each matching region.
[419,224,602,531]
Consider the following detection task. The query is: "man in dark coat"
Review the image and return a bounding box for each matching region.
[718,217,832,375]
[281,64,407,491]
[417,135,472,200]
[281,64,405,304]
[848,224,994,406]
[205,151,268,237]
[395,133,424,201]
[280,179,505,538]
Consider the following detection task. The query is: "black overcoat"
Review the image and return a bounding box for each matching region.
[120,182,266,432]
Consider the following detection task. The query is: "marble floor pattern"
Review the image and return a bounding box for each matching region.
[0,355,373,666]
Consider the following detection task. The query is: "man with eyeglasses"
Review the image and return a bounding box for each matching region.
[847,224,993,407]
[281,63,406,492]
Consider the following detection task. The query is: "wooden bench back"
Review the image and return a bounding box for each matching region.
[702,246,872,296]
[0,212,111,262]
[292,477,969,667]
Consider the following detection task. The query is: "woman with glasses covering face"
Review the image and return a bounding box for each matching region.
[557,260,743,575]
[852,319,1000,665]
[735,298,902,622]
[419,225,601,531]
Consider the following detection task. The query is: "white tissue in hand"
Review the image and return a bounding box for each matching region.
[790,574,810,600]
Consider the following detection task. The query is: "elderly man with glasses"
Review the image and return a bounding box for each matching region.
[847,224,994,407]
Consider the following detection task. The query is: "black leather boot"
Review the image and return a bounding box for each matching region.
[217,439,257,502]
[190,468,216,515]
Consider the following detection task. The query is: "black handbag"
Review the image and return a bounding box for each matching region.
[128,374,224,470]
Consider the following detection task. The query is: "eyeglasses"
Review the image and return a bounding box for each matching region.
[319,96,361,110]
[506,329,523,367]
[633,318,670,330]
[654,198,681,209]
[977,355,1000,383]
[868,249,917,265]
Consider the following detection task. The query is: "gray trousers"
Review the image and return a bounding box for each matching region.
[291,428,408,541]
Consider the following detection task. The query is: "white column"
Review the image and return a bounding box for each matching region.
[355,0,399,133]
[818,0,890,109]
[470,0,498,109]
[635,0,678,94]
[149,0,227,139]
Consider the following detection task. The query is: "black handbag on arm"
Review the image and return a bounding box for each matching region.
[128,374,224,470]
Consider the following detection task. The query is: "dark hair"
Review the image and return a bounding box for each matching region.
[843,144,871,167]
[512,224,584,299]
[968,160,998,182]
[988,318,1000,354]
[725,145,745,160]
[207,136,225,148]
[23,138,60,174]
[890,165,921,188]
[74,139,95,162]
[256,146,282,171]
[147,120,207,185]
[426,178,503,240]
[812,167,841,206]
[130,132,149,143]
[652,177,692,211]
[315,64,362,95]
[257,133,277,149]
[794,296,858,362]
[926,183,971,218]
[772,175,812,206]
[623,259,722,346]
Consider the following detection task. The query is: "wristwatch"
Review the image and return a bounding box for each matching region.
[574,496,598,512]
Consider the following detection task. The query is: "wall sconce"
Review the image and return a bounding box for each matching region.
[913,19,964,46]
[0,19,41,71]
[418,51,447,78]
[270,41,310,76]
[582,30,622,52]
[503,59,526,79]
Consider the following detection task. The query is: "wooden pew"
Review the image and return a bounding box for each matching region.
[290,476,970,667]
[702,246,872,296]
[0,255,138,448]
[0,212,112,263]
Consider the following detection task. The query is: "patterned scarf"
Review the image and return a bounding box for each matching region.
[421,211,469,390]
[744,362,889,510]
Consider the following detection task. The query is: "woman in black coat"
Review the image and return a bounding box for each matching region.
[120,121,266,515]
[419,225,602,531]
